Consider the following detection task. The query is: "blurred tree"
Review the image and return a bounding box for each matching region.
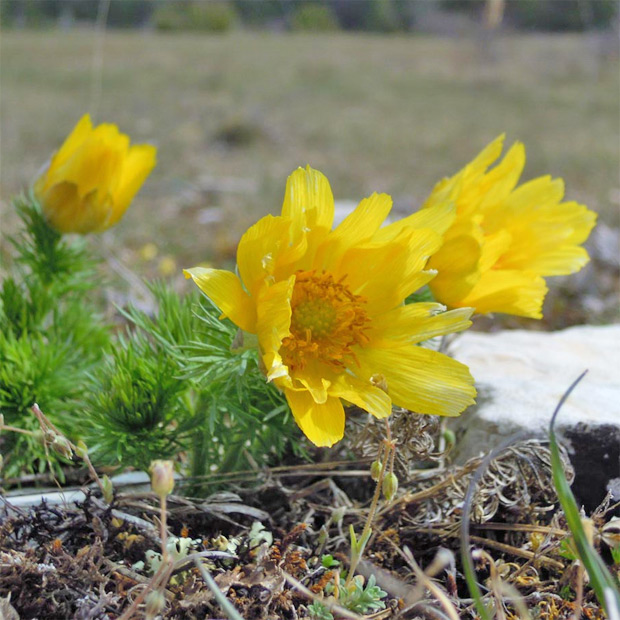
[291,2,340,31]
[233,0,286,26]
[439,0,618,31]
[153,0,239,32]
[509,0,617,31]
[330,0,410,32]
[107,0,155,27]
[1,0,155,28]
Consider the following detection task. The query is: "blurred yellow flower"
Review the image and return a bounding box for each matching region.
[34,114,157,234]
[186,167,476,447]
[140,242,159,261]
[423,136,597,319]
[158,255,177,277]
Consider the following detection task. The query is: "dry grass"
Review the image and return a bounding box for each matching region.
[1,29,618,271]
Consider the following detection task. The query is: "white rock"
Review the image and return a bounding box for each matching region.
[451,325,620,438]
[448,324,620,509]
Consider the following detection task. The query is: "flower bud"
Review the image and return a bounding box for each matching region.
[370,460,383,481]
[382,472,398,501]
[75,439,89,460]
[318,525,328,546]
[51,435,73,460]
[102,475,114,504]
[331,506,346,524]
[149,460,175,499]
[34,114,156,235]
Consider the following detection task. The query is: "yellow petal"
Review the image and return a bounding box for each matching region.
[494,197,597,275]
[483,175,565,233]
[37,182,110,234]
[108,144,157,229]
[255,276,295,382]
[317,192,392,270]
[47,114,94,174]
[505,245,591,276]
[329,373,392,419]
[374,199,456,244]
[336,192,393,239]
[421,134,505,219]
[284,389,345,447]
[476,142,525,212]
[183,267,256,333]
[298,376,331,404]
[478,229,512,272]
[49,136,125,199]
[371,304,473,346]
[463,134,506,179]
[460,270,547,319]
[281,166,335,233]
[426,226,482,307]
[337,227,442,315]
[357,345,476,417]
[237,215,297,297]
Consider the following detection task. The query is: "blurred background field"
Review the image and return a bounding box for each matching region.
[1,0,619,328]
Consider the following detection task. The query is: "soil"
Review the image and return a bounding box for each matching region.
[0,438,616,619]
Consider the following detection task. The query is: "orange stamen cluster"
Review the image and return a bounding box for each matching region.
[281,270,370,371]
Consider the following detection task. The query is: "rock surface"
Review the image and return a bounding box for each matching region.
[448,324,620,511]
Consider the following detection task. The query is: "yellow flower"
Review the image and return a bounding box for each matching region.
[423,135,597,319]
[185,167,476,447]
[34,114,157,234]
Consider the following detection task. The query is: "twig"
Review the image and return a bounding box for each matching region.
[117,558,174,620]
[381,540,459,620]
[192,556,245,620]
[31,404,107,497]
[421,525,565,571]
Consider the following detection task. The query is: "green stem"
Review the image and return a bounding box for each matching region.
[188,392,212,493]
[345,440,393,588]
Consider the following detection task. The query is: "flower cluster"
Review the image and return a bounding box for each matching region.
[30,116,596,449]
[186,144,596,446]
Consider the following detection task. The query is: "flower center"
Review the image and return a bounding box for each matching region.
[281,270,370,372]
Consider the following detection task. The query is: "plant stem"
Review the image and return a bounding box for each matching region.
[0,423,37,436]
[189,395,211,493]
[345,438,393,588]
[160,495,168,562]
[193,557,246,620]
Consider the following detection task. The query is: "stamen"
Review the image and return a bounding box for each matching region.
[281,270,370,372]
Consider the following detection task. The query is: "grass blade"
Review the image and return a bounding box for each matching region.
[460,430,531,620]
[549,371,620,614]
